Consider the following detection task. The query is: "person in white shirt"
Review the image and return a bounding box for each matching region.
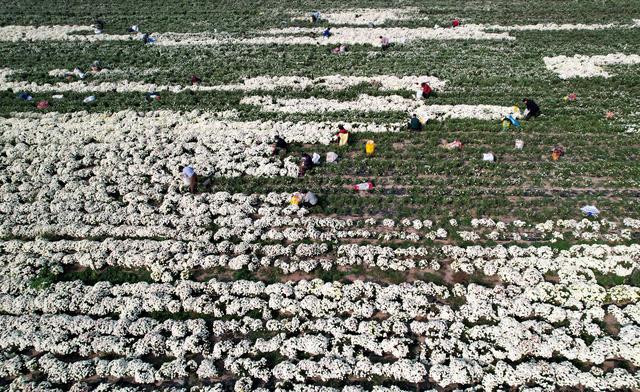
[302,190,318,207]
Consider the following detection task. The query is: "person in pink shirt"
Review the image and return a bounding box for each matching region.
[379,36,390,50]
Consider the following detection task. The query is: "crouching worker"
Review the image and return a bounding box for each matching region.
[179,165,197,194]
[93,19,105,34]
[551,146,565,161]
[90,61,102,72]
[420,82,432,99]
[522,98,541,120]
[299,153,313,176]
[302,190,318,207]
[408,113,423,131]
[142,33,156,44]
[290,192,302,206]
[336,124,350,146]
[272,135,288,155]
[379,36,391,50]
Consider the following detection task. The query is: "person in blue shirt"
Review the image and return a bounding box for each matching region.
[408,114,422,131]
[179,165,197,193]
[322,27,332,38]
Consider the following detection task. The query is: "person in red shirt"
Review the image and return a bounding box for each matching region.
[452,19,460,27]
[420,82,432,99]
[336,124,350,146]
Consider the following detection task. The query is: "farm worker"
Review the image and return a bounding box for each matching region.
[338,132,349,146]
[515,139,524,149]
[379,36,390,50]
[127,25,139,33]
[179,165,197,194]
[551,146,565,161]
[272,135,288,155]
[290,192,302,205]
[145,92,160,101]
[337,124,349,146]
[301,153,313,169]
[311,11,321,23]
[142,33,156,44]
[365,140,376,156]
[452,19,460,27]
[93,19,104,34]
[191,75,201,85]
[408,114,423,131]
[302,190,318,207]
[326,151,338,163]
[522,98,541,120]
[322,27,332,38]
[275,135,288,149]
[90,61,102,72]
[299,153,313,176]
[420,82,432,98]
[36,100,49,110]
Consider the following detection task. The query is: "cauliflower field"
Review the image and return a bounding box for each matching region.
[1,1,640,391]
